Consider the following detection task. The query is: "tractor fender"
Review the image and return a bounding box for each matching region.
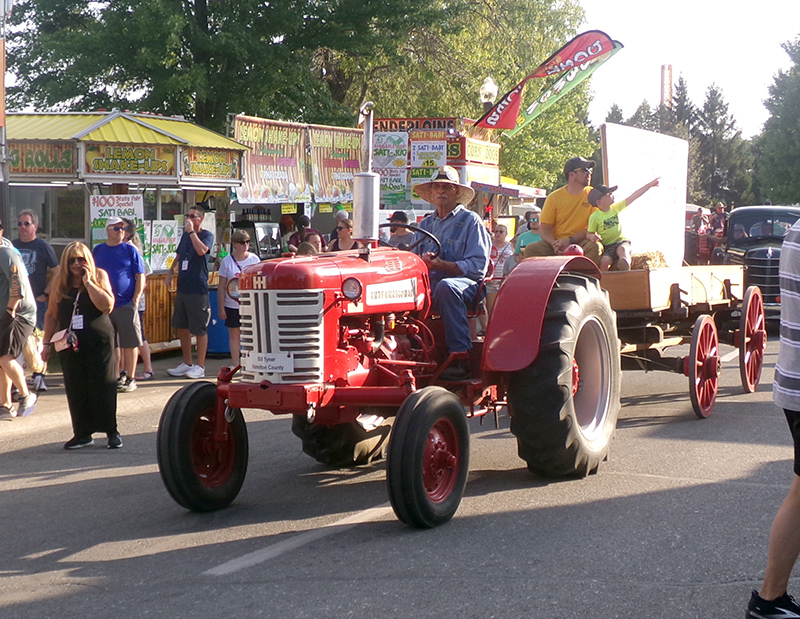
[481,255,602,373]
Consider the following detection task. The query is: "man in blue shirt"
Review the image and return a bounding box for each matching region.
[93,217,146,392]
[414,166,491,380]
[165,206,214,379]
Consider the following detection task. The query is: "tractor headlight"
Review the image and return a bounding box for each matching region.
[342,277,363,301]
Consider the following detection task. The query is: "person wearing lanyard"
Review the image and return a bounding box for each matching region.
[217,230,260,367]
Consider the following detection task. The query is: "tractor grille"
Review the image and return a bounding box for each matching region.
[239,289,325,384]
[744,253,780,300]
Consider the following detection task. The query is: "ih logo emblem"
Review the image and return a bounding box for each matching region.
[252,276,268,290]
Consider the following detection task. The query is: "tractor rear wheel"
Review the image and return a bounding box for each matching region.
[291,416,392,467]
[508,273,620,477]
[386,386,469,528]
[157,382,249,511]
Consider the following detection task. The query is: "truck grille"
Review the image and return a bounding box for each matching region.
[239,289,325,384]
[744,254,780,300]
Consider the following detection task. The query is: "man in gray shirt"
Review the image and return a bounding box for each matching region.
[0,224,38,418]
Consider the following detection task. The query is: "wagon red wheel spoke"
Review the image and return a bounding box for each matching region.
[739,286,767,393]
[689,315,720,419]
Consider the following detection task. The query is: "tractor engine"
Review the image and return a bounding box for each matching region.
[234,247,436,421]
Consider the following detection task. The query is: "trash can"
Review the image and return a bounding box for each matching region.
[207,288,230,356]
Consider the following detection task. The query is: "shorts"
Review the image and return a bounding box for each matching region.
[110,302,143,349]
[138,309,147,343]
[785,410,800,476]
[172,292,210,336]
[602,240,631,262]
[0,311,34,359]
[224,306,241,329]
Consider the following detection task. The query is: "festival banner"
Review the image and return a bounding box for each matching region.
[234,115,311,204]
[506,41,624,137]
[181,147,241,180]
[475,30,619,130]
[89,194,144,248]
[308,125,362,203]
[84,144,176,176]
[373,132,408,169]
[8,141,76,176]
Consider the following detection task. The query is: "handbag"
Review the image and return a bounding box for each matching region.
[50,292,80,352]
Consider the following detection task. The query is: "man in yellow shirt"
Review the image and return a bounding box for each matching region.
[523,156,601,265]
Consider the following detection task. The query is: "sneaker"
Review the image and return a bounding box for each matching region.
[106,433,123,449]
[747,590,800,618]
[31,372,47,392]
[118,377,137,393]
[185,364,205,379]
[167,362,193,377]
[116,370,128,387]
[14,392,37,417]
[0,405,13,420]
[64,435,94,450]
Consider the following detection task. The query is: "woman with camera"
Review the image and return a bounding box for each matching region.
[42,241,119,450]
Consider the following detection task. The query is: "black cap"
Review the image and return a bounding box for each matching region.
[389,210,409,223]
[564,157,595,178]
[588,185,618,206]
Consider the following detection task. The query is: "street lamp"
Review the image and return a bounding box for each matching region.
[479,77,498,114]
[0,0,13,229]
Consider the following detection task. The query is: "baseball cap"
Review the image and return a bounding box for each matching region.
[564,157,596,177]
[587,185,618,206]
[106,217,124,227]
[389,210,409,223]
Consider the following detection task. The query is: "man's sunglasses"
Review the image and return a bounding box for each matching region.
[109,225,125,232]
[17,221,33,227]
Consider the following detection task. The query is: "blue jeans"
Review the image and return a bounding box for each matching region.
[431,277,481,354]
[36,300,47,331]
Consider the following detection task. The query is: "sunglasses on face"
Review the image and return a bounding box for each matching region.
[187,214,202,219]
[17,221,33,227]
[337,226,349,231]
[68,257,87,265]
[235,240,250,245]
[109,225,125,232]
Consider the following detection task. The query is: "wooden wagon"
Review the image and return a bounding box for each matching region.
[602,265,767,418]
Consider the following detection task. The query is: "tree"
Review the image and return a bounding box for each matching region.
[7,0,452,132]
[692,84,753,206]
[605,104,624,124]
[756,36,800,204]
[625,100,658,131]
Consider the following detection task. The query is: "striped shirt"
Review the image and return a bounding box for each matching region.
[774,218,800,411]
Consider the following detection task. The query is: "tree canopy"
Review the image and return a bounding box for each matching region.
[755,37,800,204]
[7,0,597,190]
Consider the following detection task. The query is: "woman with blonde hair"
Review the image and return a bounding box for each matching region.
[42,242,120,450]
[217,230,260,366]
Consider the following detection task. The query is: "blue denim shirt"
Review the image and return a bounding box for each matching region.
[414,205,491,284]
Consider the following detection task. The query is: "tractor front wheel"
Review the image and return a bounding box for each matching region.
[508,273,621,477]
[386,387,469,528]
[157,382,248,512]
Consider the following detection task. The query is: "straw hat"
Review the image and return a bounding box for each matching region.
[415,166,475,205]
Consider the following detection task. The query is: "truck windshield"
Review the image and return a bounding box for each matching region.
[729,214,799,245]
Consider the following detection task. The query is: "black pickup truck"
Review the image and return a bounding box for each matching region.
[715,205,800,319]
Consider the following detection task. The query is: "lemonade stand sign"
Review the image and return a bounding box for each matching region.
[89,194,144,248]
[150,221,180,271]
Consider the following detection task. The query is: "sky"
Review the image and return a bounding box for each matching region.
[582,1,800,139]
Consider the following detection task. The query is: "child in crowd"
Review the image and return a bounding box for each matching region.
[587,178,660,271]
[509,209,541,274]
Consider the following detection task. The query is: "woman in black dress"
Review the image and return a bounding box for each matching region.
[42,242,118,449]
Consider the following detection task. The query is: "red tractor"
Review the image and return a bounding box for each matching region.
[157,233,621,528]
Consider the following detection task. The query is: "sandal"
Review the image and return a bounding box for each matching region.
[135,370,154,381]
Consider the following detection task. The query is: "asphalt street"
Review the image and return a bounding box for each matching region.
[0,340,792,618]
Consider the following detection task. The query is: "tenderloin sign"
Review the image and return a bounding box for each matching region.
[475,30,619,131]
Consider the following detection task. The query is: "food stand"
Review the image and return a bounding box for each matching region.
[7,110,247,348]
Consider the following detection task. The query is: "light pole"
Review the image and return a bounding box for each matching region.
[479,77,498,114]
[0,0,13,229]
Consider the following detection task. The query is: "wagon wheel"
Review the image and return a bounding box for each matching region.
[386,386,469,528]
[157,382,249,511]
[738,286,767,393]
[686,315,720,419]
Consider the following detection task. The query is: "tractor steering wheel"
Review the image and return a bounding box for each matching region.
[378,223,442,259]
